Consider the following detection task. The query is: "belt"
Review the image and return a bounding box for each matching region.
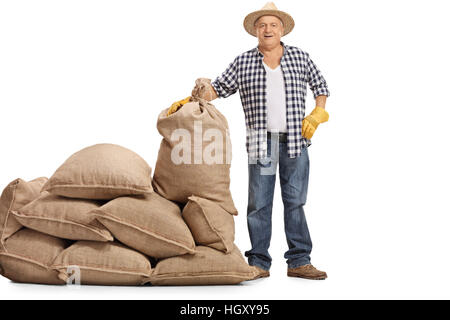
[267,131,287,143]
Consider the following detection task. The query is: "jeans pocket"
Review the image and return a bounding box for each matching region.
[257,157,272,167]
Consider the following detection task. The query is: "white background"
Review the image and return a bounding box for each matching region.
[1,0,449,300]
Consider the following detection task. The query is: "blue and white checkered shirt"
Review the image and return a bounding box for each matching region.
[211,41,330,159]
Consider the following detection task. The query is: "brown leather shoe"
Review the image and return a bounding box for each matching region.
[287,264,327,280]
[250,266,270,280]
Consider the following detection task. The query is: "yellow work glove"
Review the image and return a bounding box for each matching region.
[301,107,329,139]
[167,96,191,116]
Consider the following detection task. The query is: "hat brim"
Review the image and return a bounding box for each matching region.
[243,9,295,37]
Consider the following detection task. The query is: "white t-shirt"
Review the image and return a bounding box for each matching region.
[262,60,287,133]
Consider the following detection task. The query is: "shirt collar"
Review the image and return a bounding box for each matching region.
[254,41,288,58]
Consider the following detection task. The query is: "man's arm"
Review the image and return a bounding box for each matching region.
[315,95,327,110]
[301,54,330,139]
[306,53,330,100]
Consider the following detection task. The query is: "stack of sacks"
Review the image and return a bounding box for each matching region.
[0,102,256,286]
[0,144,155,285]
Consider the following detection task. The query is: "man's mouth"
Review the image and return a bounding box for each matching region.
[264,35,273,38]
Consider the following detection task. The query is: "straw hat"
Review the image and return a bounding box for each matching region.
[243,2,295,37]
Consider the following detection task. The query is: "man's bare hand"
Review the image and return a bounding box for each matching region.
[192,78,218,101]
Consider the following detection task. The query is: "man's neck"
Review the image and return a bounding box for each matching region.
[258,42,284,57]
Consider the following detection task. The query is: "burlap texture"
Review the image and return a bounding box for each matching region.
[12,192,113,242]
[42,143,153,200]
[52,241,152,286]
[92,192,195,259]
[0,177,48,249]
[0,228,69,285]
[182,195,235,253]
[152,99,238,215]
[150,245,256,286]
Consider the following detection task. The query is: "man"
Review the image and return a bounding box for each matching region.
[192,2,330,280]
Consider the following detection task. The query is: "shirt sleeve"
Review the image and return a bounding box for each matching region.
[211,57,239,98]
[306,53,330,99]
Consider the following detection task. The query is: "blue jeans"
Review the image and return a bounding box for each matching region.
[245,133,312,271]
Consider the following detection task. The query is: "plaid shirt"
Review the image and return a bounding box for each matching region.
[211,41,330,159]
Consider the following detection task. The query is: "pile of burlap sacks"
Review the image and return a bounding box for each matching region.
[0,98,256,286]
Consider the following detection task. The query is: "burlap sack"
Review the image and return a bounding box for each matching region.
[52,241,152,286]
[0,177,48,249]
[150,245,256,286]
[152,99,238,215]
[0,228,69,285]
[182,195,235,253]
[12,192,113,242]
[42,143,153,200]
[92,192,196,258]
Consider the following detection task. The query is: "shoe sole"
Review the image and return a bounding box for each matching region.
[251,273,270,280]
[287,272,327,280]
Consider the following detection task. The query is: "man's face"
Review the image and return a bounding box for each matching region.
[254,15,284,47]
